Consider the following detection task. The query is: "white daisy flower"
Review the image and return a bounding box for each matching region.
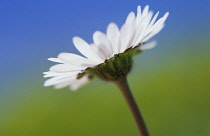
[43,5,169,90]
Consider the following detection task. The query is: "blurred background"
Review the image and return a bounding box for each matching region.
[0,0,210,135]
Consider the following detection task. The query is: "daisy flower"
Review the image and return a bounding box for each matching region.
[43,5,169,90]
[43,5,169,135]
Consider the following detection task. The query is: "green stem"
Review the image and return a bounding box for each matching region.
[113,76,149,136]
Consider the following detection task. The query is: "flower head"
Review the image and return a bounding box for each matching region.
[44,5,169,90]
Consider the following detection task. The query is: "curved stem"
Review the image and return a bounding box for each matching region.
[113,76,149,136]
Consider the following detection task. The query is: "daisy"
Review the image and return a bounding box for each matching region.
[43,5,169,90]
[43,5,169,136]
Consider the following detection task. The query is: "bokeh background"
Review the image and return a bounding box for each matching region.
[0,0,210,136]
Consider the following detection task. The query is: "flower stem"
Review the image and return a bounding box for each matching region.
[113,76,149,136]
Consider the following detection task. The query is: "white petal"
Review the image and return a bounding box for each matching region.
[133,11,153,46]
[142,25,164,42]
[146,11,159,30]
[133,9,169,47]
[54,80,73,89]
[106,23,120,55]
[49,64,84,72]
[142,5,149,18]
[44,71,64,77]
[44,74,77,87]
[132,22,147,46]
[145,12,169,37]
[89,43,107,61]
[139,41,157,50]
[125,12,136,24]
[73,37,102,62]
[58,53,99,67]
[44,71,79,78]
[161,12,169,23]
[48,58,63,63]
[70,75,90,91]
[120,12,136,52]
[119,24,128,52]
[93,31,113,58]
[136,6,142,20]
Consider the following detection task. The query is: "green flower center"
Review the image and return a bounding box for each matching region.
[77,46,142,81]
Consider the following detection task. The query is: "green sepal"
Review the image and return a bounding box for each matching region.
[77,46,141,81]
